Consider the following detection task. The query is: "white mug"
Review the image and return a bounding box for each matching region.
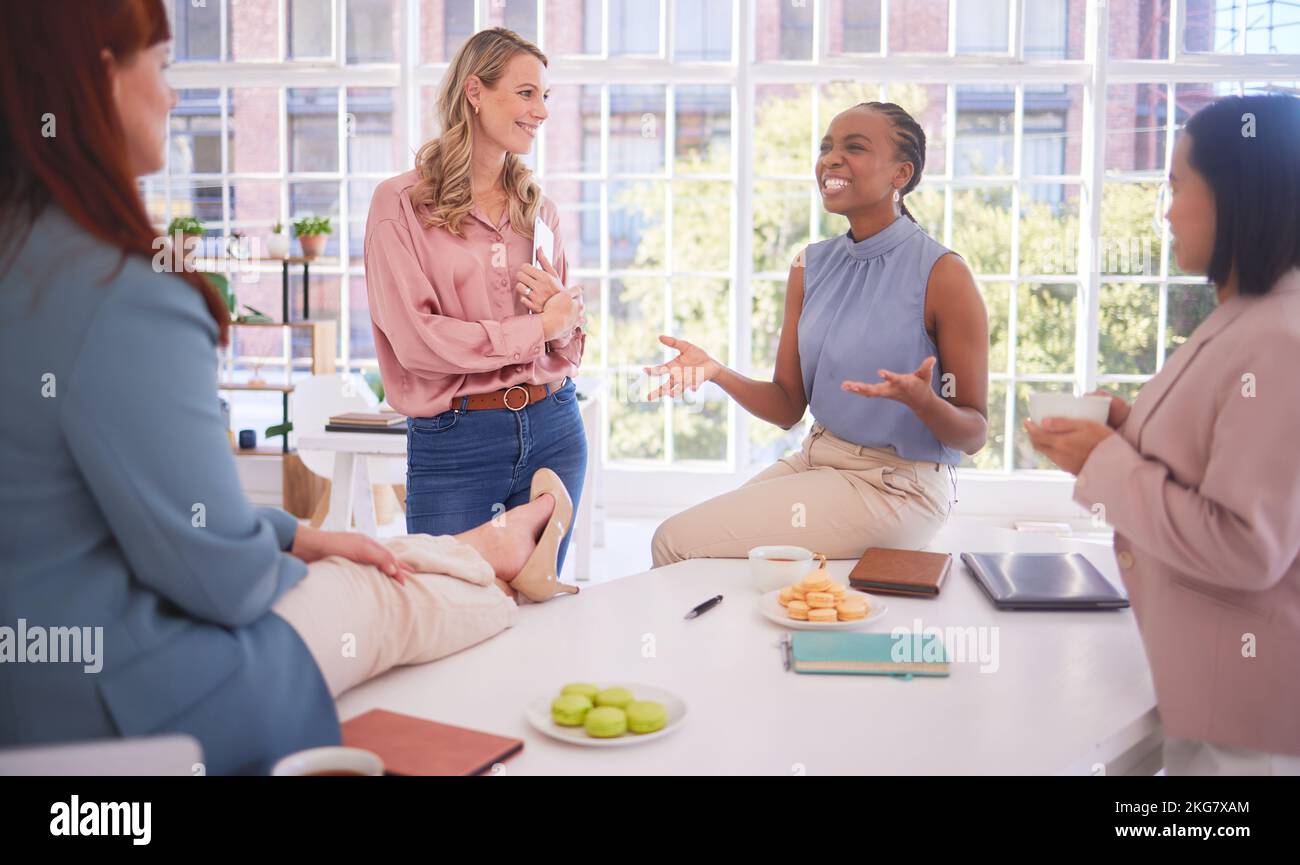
[271,746,384,777]
[748,545,816,593]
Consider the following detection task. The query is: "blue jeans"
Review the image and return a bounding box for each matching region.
[405,377,587,575]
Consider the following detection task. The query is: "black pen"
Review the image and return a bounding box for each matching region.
[685,595,723,620]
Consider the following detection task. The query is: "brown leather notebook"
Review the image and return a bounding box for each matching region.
[341,709,524,776]
[847,547,953,597]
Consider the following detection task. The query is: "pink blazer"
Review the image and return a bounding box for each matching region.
[1074,268,1300,755]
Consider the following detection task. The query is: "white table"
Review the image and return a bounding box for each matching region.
[334,522,1162,775]
[297,431,406,538]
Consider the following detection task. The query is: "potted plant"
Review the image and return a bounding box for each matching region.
[166,215,204,257]
[293,216,332,259]
[266,221,290,259]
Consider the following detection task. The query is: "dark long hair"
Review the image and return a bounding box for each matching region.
[856,101,927,223]
[0,0,229,344]
[1184,93,1300,297]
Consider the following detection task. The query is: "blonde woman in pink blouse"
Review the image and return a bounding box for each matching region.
[364,28,587,602]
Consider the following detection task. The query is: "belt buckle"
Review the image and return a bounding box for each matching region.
[503,385,530,412]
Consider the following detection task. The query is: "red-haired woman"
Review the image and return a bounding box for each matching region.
[0,0,556,774]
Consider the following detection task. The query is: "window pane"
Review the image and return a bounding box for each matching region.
[346,88,401,173]
[1020,184,1080,275]
[674,0,732,61]
[230,180,282,228]
[1100,183,1161,277]
[750,279,786,371]
[171,89,223,174]
[956,0,1010,55]
[752,181,810,275]
[951,187,1012,275]
[755,0,814,61]
[422,0,476,63]
[1024,84,1083,177]
[1024,0,1078,61]
[827,0,882,56]
[888,0,949,54]
[349,273,377,359]
[544,84,601,175]
[1109,0,1171,59]
[674,85,731,174]
[289,0,334,59]
[610,181,664,270]
[1244,1,1300,54]
[288,88,340,173]
[170,0,221,61]
[486,0,538,43]
[170,180,223,226]
[608,277,665,460]
[1017,283,1077,375]
[956,85,1014,176]
[229,88,281,173]
[1105,84,1168,174]
[347,0,397,63]
[229,0,280,61]
[1099,283,1159,376]
[348,180,380,258]
[671,278,730,461]
[540,0,592,55]
[609,0,660,56]
[755,84,812,176]
[819,81,882,120]
[673,181,731,273]
[609,86,666,173]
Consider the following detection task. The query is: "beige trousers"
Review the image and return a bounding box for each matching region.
[652,421,957,567]
[271,535,517,698]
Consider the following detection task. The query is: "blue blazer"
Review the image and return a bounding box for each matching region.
[0,205,339,774]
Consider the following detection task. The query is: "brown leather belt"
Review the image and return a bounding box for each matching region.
[456,377,568,412]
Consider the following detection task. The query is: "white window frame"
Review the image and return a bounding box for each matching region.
[161,0,1300,522]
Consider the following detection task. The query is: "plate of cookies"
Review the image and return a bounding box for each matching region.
[526,682,687,748]
[757,561,887,630]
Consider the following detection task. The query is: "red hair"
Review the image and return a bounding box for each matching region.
[0,0,229,345]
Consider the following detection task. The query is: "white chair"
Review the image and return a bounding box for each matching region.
[290,373,407,530]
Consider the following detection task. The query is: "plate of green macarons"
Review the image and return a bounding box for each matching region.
[526,683,687,747]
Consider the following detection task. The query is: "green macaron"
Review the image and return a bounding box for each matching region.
[560,683,600,702]
[551,694,593,727]
[583,706,628,738]
[594,686,635,709]
[625,700,667,734]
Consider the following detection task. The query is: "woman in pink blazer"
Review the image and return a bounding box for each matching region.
[1027,94,1300,775]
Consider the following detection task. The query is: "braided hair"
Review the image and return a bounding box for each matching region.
[855,101,926,223]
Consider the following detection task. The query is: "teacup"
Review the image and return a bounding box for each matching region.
[1027,391,1110,426]
[748,545,815,593]
[272,746,384,777]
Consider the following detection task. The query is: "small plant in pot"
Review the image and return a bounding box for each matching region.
[293,216,332,259]
[166,216,205,257]
[266,221,291,259]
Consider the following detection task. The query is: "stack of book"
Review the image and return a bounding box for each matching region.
[325,411,407,434]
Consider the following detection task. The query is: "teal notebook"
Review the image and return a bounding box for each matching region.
[790,632,950,679]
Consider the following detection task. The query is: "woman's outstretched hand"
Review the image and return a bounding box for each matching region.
[290,524,414,584]
[644,335,722,401]
[841,355,939,411]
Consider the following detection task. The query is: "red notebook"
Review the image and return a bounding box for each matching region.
[341,709,524,776]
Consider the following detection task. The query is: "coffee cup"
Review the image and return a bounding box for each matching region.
[272,746,383,777]
[748,545,815,593]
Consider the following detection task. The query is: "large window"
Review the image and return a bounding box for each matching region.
[156,0,1300,495]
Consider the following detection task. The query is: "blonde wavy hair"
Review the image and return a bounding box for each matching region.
[410,27,547,239]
